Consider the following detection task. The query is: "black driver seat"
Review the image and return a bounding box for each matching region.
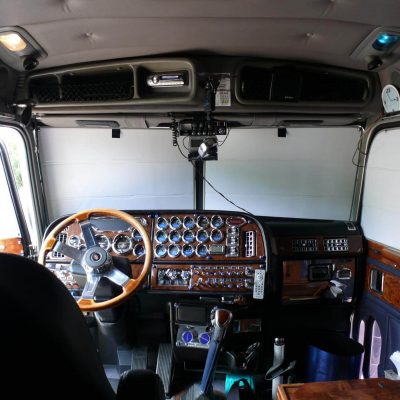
[0,252,165,400]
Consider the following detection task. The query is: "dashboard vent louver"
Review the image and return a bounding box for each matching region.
[324,238,349,252]
[29,68,134,103]
[292,238,318,253]
[52,233,67,258]
[244,231,256,257]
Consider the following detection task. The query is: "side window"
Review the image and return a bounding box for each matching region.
[0,154,23,255]
[0,126,39,256]
[362,128,400,249]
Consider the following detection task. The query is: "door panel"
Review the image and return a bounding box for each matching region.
[355,242,400,378]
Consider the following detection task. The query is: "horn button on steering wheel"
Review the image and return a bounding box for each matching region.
[83,247,110,274]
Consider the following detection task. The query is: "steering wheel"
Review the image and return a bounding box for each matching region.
[38,208,152,312]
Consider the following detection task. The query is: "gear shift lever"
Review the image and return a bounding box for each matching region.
[199,308,233,397]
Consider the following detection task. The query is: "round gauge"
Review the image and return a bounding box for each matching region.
[210,229,224,243]
[155,244,168,258]
[182,230,195,243]
[196,244,208,257]
[197,215,210,229]
[183,216,196,230]
[68,235,81,248]
[133,243,145,257]
[382,84,400,113]
[131,229,142,242]
[182,244,195,258]
[170,216,182,229]
[155,230,168,244]
[95,234,110,251]
[199,332,211,345]
[169,230,181,243]
[211,215,224,229]
[112,234,132,255]
[196,229,209,243]
[168,244,181,258]
[181,270,191,281]
[156,217,169,230]
[182,330,193,344]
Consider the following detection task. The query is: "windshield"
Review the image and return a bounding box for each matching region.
[39,126,360,221]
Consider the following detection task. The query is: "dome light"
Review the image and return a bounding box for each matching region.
[373,33,400,51]
[0,32,27,52]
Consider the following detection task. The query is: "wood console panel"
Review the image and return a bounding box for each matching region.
[0,237,23,256]
[282,259,355,302]
[368,239,400,271]
[366,263,400,311]
[277,378,400,400]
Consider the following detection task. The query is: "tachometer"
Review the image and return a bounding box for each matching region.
[95,234,111,251]
[112,234,132,255]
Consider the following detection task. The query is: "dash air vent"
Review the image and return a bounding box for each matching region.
[52,233,67,258]
[244,231,256,257]
[292,239,318,253]
[324,238,349,252]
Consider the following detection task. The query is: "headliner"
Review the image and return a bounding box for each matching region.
[1,0,400,70]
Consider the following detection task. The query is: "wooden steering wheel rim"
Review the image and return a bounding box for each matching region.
[38,208,153,311]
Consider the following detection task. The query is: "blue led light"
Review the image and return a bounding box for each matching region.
[373,33,400,51]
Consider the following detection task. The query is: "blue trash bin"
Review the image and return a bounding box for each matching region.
[306,333,364,382]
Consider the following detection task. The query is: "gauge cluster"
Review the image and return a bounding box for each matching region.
[152,213,263,261]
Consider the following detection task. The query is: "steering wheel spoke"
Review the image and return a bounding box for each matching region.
[79,220,97,249]
[53,241,85,263]
[81,274,101,300]
[105,267,131,287]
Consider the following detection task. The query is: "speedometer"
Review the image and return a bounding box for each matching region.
[112,234,132,255]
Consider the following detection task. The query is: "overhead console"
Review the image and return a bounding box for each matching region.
[23,56,380,121]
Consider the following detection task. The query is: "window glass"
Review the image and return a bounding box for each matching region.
[39,128,194,220]
[205,127,360,220]
[362,128,400,249]
[0,127,38,248]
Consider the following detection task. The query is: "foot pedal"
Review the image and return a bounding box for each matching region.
[156,343,174,397]
[131,345,148,370]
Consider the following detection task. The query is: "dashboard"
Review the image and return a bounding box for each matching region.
[43,210,363,304]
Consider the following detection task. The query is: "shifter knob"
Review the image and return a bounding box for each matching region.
[212,308,233,342]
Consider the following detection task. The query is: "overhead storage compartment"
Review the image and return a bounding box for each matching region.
[237,62,372,105]
[26,58,196,107]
